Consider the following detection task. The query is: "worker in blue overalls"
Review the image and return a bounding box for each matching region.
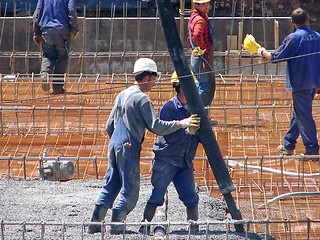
[259,8,320,160]
[139,71,201,235]
[87,58,201,234]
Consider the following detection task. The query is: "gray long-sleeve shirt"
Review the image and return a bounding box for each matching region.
[106,85,181,143]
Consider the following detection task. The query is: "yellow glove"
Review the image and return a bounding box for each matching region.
[70,31,79,40]
[180,114,201,128]
[192,46,206,56]
[33,36,42,45]
[187,125,200,135]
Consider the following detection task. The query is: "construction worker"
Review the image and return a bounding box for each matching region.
[33,0,79,94]
[88,59,201,234]
[188,0,215,107]
[258,8,320,160]
[139,71,201,235]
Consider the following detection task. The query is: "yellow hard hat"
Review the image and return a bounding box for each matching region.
[243,34,261,53]
[171,71,198,84]
[193,0,211,3]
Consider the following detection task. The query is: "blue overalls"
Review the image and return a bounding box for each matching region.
[147,96,200,208]
[189,16,216,107]
[96,91,141,213]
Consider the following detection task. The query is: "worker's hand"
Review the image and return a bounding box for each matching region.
[257,47,266,56]
[70,31,79,40]
[316,88,320,97]
[179,114,201,129]
[33,36,42,46]
[187,125,200,135]
[192,46,206,56]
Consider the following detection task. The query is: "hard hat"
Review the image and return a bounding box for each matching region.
[193,0,211,3]
[243,34,261,53]
[171,71,198,84]
[133,58,158,75]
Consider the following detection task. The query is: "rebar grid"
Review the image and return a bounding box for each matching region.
[1,74,320,239]
[0,219,319,240]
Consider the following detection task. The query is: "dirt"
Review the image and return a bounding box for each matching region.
[0,178,276,239]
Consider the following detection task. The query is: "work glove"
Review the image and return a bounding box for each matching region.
[70,31,79,40]
[192,46,206,56]
[187,125,200,135]
[179,114,201,129]
[257,47,266,56]
[33,36,42,45]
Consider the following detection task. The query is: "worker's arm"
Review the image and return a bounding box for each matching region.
[68,0,79,38]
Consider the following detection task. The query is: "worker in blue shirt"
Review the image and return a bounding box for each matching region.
[139,71,201,234]
[259,8,320,160]
[33,0,79,94]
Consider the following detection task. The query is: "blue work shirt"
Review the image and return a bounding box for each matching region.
[271,25,320,92]
[153,94,200,168]
[33,0,78,36]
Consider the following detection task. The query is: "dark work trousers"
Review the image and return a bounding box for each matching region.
[283,88,319,153]
[41,32,70,91]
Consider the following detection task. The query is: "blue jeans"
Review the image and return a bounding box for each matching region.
[96,117,141,213]
[147,160,199,208]
[41,32,70,90]
[284,89,319,153]
[191,54,215,107]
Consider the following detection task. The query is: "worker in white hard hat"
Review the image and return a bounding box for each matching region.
[88,59,201,235]
[188,0,215,107]
[139,71,201,234]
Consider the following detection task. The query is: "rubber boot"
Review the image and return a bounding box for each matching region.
[139,204,157,234]
[87,204,108,234]
[110,209,127,234]
[187,206,199,233]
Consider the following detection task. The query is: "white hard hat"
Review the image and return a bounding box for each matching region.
[133,58,158,75]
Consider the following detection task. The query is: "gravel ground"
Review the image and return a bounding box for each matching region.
[0,179,276,239]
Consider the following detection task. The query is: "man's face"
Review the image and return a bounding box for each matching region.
[142,75,156,92]
[197,2,211,15]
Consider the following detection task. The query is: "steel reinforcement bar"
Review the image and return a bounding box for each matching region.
[0,218,319,240]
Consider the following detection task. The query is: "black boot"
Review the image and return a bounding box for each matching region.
[87,204,108,234]
[110,209,127,234]
[139,204,157,234]
[187,206,199,233]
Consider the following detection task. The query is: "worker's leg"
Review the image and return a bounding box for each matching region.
[139,161,177,234]
[52,33,70,93]
[173,166,199,232]
[173,166,199,208]
[283,115,299,151]
[40,33,56,91]
[112,138,141,213]
[147,160,178,207]
[88,145,120,234]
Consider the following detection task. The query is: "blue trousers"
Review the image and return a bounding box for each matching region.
[41,32,70,90]
[191,54,215,107]
[147,160,199,208]
[284,89,319,153]
[96,118,141,213]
